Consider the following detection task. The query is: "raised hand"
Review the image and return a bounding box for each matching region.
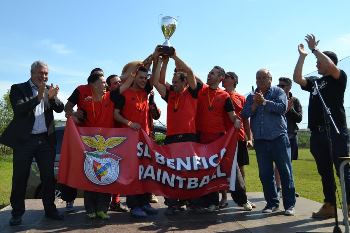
[48,83,59,99]
[305,34,319,51]
[37,82,46,101]
[298,43,308,57]
[253,91,265,105]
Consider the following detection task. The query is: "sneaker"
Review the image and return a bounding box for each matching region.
[262,205,279,213]
[312,202,335,219]
[96,211,110,220]
[86,212,96,219]
[178,205,187,211]
[219,202,228,209]
[131,207,147,218]
[295,192,300,197]
[242,202,253,211]
[284,207,295,216]
[110,202,129,212]
[248,200,256,208]
[150,194,158,203]
[142,204,158,215]
[206,204,219,212]
[65,201,74,212]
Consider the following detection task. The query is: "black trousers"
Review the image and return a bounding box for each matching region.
[310,128,350,204]
[60,184,77,202]
[84,191,111,213]
[126,193,150,209]
[11,133,56,217]
[230,165,248,205]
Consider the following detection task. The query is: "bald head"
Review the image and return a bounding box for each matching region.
[256,68,272,93]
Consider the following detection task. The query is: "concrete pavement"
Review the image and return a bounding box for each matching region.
[0,192,347,233]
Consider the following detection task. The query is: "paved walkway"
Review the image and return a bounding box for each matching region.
[0,192,347,233]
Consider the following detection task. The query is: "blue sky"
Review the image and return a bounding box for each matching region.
[0,0,349,127]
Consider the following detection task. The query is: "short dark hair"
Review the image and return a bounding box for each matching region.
[87,73,103,84]
[175,72,187,82]
[278,77,292,86]
[90,67,104,75]
[137,66,148,73]
[106,74,118,87]
[226,72,238,83]
[323,51,338,65]
[213,65,225,77]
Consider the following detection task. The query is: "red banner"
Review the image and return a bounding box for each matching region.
[58,118,238,199]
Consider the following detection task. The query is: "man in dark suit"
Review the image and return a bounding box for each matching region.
[0,61,64,226]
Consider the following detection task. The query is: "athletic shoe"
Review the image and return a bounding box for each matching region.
[262,205,279,213]
[284,207,295,216]
[96,211,110,220]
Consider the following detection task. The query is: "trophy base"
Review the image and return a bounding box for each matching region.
[157,45,175,56]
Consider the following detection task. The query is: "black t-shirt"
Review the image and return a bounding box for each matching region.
[302,70,347,130]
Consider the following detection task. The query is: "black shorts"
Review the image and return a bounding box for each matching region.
[237,141,249,166]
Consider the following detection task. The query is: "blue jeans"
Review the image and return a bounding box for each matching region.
[254,134,296,210]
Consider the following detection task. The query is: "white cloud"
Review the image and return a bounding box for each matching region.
[40,39,72,55]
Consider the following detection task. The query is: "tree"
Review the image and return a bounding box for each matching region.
[0,90,13,155]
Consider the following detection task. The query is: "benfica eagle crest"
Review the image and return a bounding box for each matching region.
[81,135,126,185]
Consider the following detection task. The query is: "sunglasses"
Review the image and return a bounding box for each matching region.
[277,84,289,88]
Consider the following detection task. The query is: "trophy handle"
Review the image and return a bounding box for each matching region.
[158,14,163,26]
[175,16,180,26]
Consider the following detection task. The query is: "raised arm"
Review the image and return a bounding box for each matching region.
[153,58,167,98]
[305,34,340,79]
[172,50,196,90]
[118,62,146,94]
[293,43,308,87]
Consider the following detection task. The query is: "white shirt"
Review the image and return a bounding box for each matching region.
[29,79,47,134]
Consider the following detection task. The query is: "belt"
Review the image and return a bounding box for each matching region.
[31,132,48,137]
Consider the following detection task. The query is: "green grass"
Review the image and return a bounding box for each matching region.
[0,155,12,209]
[245,148,343,207]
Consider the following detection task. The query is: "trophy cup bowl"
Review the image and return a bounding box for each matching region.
[160,16,177,47]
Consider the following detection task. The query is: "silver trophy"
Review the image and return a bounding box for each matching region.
[160,16,178,47]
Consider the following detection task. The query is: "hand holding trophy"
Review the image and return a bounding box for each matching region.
[158,15,178,56]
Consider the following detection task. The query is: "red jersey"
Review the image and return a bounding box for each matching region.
[73,85,115,128]
[224,91,246,141]
[196,84,234,134]
[165,86,199,136]
[115,88,150,135]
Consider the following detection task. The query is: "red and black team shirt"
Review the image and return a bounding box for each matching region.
[114,82,152,135]
[67,85,116,128]
[196,83,234,134]
[163,83,200,136]
[224,91,246,141]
